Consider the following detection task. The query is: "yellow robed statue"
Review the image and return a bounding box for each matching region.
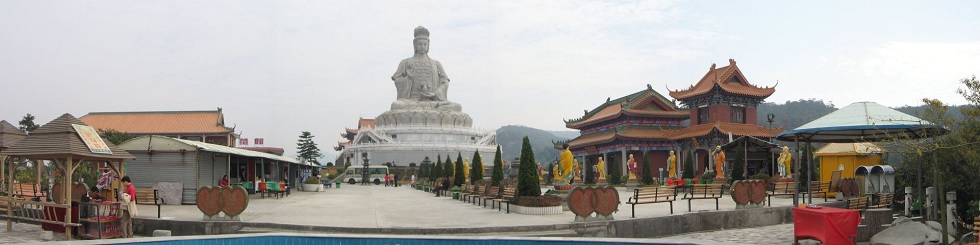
[626,154,637,180]
[596,157,606,179]
[463,158,471,181]
[667,150,677,178]
[556,144,575,185]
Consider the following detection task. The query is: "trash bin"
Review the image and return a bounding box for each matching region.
[451,186,461,199]
[335,182,341,188]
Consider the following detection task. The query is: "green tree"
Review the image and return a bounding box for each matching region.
[98,129,135,145]
[683,150,695,179]
[516,136,541,197]
[296,131,323,166]
[641,152,654,185]
[608,156,622,185]
[454,153,465,187]
[444,156,454,180]
[470,151,483,184]
[491,145,504,186]
[18,113,39,133]
[434,155,443,181]
[795,143,818,184]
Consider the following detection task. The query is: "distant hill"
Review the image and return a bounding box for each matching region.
[496,125,569,164]
[547,130,579,139]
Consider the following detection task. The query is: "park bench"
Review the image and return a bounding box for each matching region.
[683,184,725,212]
[869,193,894,209]
[804,181,830,202]
[626,186,677,217]
[13,183,45,201]
[492,187,517,213]
[477,185,502,208]
[767,182,795,207]
[847,196,870,212]
[461,183,482,204]
[135,188,162,218]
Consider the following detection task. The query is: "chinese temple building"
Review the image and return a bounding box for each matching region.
[667,59,782,177]
[564,84,689,180]
[564,59,782,180]
[334,118,376,165]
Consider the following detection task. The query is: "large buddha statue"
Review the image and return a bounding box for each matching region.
[390,26,462,112]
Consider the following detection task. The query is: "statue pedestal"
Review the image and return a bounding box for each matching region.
[776,177,794,183]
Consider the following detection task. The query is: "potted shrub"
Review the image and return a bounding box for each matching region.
[302,176,322,192]
[700,171,716,184]
[748,173,772,190]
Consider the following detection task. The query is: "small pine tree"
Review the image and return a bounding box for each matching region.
[584,158,595,184]
[470,151,483,184]
[641,152,654,185]
[434,155,443,181]
[444,156,454,180]
[454,153,465,187]
[608,156,622,185]
[796,143,819,184]
[516,136,541,197]
[683,150,695,179]
[491,145,504,186]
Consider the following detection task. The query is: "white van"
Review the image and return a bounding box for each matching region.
[345,165,389,185]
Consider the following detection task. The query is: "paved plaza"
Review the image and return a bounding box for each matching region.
[2,183,835,244]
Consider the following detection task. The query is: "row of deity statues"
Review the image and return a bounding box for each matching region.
[549,145,793,181]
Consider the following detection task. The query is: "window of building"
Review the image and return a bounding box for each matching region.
[731,106,745,123]
[698,107,709,124]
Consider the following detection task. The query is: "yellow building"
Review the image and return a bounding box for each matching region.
[815,143,884,194]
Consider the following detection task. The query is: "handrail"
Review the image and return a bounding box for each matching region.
[0,197,81,227]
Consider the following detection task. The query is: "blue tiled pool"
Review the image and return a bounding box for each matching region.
[63,233,701,245]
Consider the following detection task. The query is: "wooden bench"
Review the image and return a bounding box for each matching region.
[461,183,482,204]
[477,185,502,208]
[869,193,894,209]
[804,181,830,202]
[683,184,725,212]
[768,182,795,207]
[492,187,517,213]
[847,196,870,212]
[626,186,677,217]
[135,188,162,218]
[13,183,45,201]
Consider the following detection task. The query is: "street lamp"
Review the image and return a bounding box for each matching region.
[361,156,370,185]
[767,113,776,177]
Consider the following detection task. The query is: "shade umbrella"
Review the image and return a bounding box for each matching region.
[775,101,947,206]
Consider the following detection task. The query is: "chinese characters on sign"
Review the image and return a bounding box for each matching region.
[72,124,113,154]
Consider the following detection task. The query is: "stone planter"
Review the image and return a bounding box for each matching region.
[510,204,563,215]
[301,183,321,192]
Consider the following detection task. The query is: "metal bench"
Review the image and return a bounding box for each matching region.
[626,186,677,217]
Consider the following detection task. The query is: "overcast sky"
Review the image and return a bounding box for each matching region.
[2,1,978,161]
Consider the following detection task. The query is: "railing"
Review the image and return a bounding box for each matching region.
[2,197,81,240]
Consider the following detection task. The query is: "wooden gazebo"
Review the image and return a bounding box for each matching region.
[2,113,134,240]
[0,120,27,194]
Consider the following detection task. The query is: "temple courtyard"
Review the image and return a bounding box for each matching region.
[3,183,835,244]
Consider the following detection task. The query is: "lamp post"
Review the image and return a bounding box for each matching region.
[767,113,776,177]
[361,156,370,185]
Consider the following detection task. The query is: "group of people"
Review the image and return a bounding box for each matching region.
[79,175,138,238]
[384,173,400,187]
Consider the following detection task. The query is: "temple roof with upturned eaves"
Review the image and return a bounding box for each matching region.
[568,125,679,149]
[667,122,783,140]
[668,59,776,100]
[565,85,688,129]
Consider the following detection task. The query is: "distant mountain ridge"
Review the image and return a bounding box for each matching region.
[495,125,569,164]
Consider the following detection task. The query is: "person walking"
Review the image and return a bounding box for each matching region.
[393,173,399,187]
[384,174,391,187]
